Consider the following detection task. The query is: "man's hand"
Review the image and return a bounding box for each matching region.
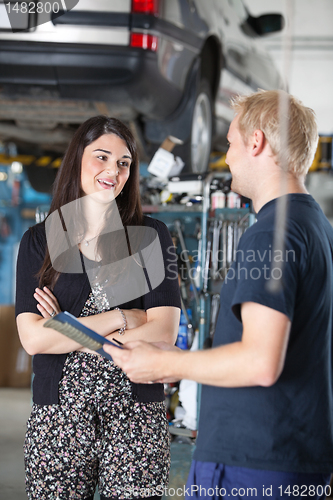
[104,341,183,383]
[104,302,291,387]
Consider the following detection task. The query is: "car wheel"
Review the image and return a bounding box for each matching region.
[25,165,58,194]
[175,78,213,174]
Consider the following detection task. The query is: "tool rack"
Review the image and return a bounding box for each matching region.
[147,172,255,349]
[145,172,255,429]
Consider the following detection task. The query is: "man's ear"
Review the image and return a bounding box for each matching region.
[251,129,265,157]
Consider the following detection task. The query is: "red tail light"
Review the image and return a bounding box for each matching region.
[130,33,158,51]
[131,0,159,15]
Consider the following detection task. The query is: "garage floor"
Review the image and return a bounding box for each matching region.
[0,388,193,500]
[0,388,31,500]
[3,388,331,500]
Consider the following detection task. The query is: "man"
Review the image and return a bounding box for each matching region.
[105,90,333,499]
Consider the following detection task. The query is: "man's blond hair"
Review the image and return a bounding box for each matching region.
[230,89,318,177]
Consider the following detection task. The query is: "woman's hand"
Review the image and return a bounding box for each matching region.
[34,287,61,319]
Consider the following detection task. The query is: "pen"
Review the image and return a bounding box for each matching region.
[112,338,124,346]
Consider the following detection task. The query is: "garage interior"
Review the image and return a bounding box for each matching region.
[0,0,333,499]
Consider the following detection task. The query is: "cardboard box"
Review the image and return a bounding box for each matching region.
[147,135,184,178]
[0,306,32,388]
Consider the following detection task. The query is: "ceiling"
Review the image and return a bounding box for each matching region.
[247,0,333,134]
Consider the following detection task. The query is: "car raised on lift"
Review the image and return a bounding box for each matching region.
[0,0,284,174]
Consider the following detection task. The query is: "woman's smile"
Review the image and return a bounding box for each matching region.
[97,178,117,190]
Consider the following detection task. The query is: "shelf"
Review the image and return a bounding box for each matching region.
[169,426,197,438]
[143,204,203,213]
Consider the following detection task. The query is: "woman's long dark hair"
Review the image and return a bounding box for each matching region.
[37,116,143,288]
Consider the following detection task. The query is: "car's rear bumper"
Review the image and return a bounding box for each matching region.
[0,41,183,119]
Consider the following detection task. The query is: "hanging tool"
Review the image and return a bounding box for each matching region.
[211,219,223,280]
[209,293,221,339]
[174,219,199,307]
[203,239,211,294]
[222,220,228,277]
[180,296,194,348]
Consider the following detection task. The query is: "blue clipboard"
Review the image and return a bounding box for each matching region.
[44,311,123,361]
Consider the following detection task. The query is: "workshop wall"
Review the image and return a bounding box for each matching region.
[249,0,333,134]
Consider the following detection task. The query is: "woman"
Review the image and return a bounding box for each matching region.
[15,116,181,500]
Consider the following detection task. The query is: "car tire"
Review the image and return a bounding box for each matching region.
[174,78,213,174]
[25,165,58,194]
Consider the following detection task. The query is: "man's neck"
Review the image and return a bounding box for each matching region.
[252,173,308,213]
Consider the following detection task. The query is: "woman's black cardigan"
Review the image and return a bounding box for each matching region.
[15,216,181,405]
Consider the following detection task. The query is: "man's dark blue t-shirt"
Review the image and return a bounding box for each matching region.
[194,194,333,473]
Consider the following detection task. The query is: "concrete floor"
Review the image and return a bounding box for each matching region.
[1,388,333,500]
[0,388,193,500]
[0,388,31,500]
[0,387,104,499]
